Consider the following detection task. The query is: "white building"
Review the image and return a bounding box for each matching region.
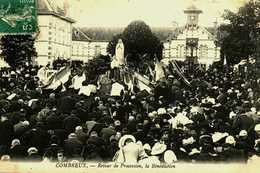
[35,0,75,66]
[163,5,220,68]
[72,28,109,62]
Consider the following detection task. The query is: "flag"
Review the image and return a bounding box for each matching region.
[170,61,191,86]
[110,82,124,96]
[70,72,86,90]
[44,66,71,90]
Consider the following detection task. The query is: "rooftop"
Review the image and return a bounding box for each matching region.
[184,4,202,14]
[38,0,75,23]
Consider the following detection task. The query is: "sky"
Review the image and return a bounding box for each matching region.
[61,0,248,28]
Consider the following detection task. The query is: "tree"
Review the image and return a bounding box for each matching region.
[217,0,260,65]
[0,35,37,68]
[107,20,163,70]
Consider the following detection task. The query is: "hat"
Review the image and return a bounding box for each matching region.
[27,147,38,154]
[68,133,77,139]
[229,111,237,119]
[11,139,20,147]
[22,121,30,126]
[128,116,135,121]
[131,96,136,100]
[190,106,203,114]
[159,96,164,100]
[199,135,212,144]
[136,141,143,146]
[148,112,155,119]
[188,148,201,156]
[151,142,167,155]
[143,143,151,151]
[212,132,229,143]
[75,126,83,132]
[227,89,233,93]
[118,135,136,148]
[158,108,167,115]
[239,130,248,137]
[225,136,236,145]
[1,155,10,161]
[164,150,177,163]
[182,137,196,146]
[168,75,174,79]
[109,135,117,142]
[254,124,260,131]
[114,120,121,126]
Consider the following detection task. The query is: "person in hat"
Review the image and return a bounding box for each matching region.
[143,143,152,156]
[1,155,11,161]
[26,147,42,162]
[82,130,107,161]
[196,135,219,162]
[64,133,83,160]
[248,140,260,163]
[144,142,167,164]
[254,124,260,139]
[113,135,146,163]
[75,126,88,144]
[43,135,64,162]
[221,136,246,162]
[9,139,27,161]
[235,130,254,155]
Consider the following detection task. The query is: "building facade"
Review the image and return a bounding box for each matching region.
[34,0,75,66]
[71,28,109,62]
[163,5,220,68]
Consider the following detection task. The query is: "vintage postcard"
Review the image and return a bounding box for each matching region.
[0,0,259,173]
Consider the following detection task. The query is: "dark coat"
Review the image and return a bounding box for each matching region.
[9,145,27,161]
[0,119,14,146]
[64,138,83,159]
[26,153,42,162]
[62,115,81,134]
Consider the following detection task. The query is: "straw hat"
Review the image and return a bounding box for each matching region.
[151,142,167,156]
[164,150,177,163]
[157,108,167,115]
[225,136,236,145]
[239,130,248,137]
[27,147,38,155]
[188,148,201,156]
[143,143,151,151]
[118,135,136,148]
[254,124,260,131]
[212,132,229,143]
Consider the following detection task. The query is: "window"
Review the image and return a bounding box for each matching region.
[200,45,208,58]
[95,45,101,56]
[190,16,195,21]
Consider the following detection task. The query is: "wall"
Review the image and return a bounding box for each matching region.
[163,26,220,68]
[35,14,73,66]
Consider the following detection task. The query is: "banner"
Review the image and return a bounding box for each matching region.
[0,0,37,34]
[44,66,71,90]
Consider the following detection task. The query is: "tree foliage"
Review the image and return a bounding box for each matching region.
[0,35,37,68]
[217,0,260,65]
[107,20,163,68]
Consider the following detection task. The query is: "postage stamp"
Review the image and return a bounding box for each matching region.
[0,0,37,34]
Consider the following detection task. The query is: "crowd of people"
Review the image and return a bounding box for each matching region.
[0,61,259,164]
